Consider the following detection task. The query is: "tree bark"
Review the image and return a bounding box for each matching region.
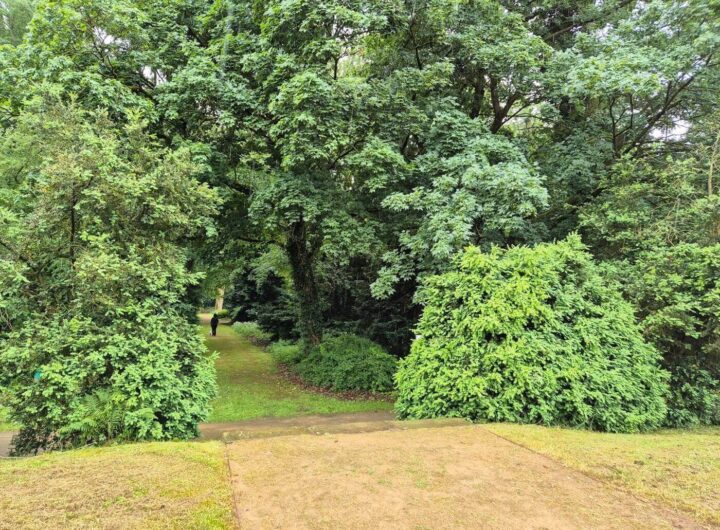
[709,129,720,196]
[287,219,322,345]
[214,287,225,312]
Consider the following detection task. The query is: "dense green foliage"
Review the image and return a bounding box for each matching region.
[4,315,216,453]
[296,335,397,393]
[267,340,305,365]
[396,238,669,432]
[581,156,720,425]
[232,321,272,344]
[0,101,218,453]
[618,245,720,426]
[1,0,719,446]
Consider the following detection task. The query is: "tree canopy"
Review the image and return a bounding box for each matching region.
[1,0,719,449]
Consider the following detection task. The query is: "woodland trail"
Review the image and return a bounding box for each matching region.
[199,313,392,426]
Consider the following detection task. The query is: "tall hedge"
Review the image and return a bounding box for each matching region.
[395,236,669,433]
[0,102,219,454]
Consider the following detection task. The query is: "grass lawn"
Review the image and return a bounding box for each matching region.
[0,441,234,529]
[203,317,393,423]
[486,423,720,527]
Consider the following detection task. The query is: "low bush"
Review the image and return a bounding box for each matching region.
[395,236,670,433]
[295,334,397,393]
[267,340,305,365]
[232,321,272,344]
[214,309,229,319]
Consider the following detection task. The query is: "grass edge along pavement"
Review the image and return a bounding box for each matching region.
[202,314,393,424]
[485,423,720,527]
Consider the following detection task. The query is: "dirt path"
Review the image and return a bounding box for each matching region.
[225,424,702,530]
[201,412,466,441]
[0,432,14,459]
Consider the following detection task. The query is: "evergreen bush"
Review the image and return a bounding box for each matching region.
[618,244,720,426]
[2,312,216,454]
[395,236,669,433]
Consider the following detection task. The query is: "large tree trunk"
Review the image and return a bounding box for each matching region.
[214,287,225,312]
[287,219,322,345]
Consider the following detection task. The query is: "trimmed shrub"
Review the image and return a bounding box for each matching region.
[295,334,397,393]
[215,309,230,319]
[267,340,305,365]
[232,321,272,344]
[395,236,669,433]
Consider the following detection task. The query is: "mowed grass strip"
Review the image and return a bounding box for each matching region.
[485,423,720,527]
[0,441,235,530]
[204,319,392,423]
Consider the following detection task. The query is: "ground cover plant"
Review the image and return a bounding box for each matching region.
[232,322,272,345]
[396,237,669,432]
[266,340,305,365]
[295,334,397,393]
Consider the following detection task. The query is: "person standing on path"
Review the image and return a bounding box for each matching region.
[210,313,219,336]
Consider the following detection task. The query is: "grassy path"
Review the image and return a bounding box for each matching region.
[202,315,392,423]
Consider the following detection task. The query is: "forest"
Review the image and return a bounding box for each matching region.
[0,0,719,455]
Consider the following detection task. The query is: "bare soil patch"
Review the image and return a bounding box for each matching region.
[226,424,702,530]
